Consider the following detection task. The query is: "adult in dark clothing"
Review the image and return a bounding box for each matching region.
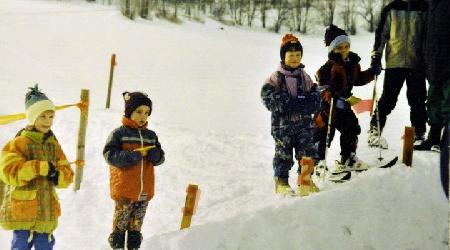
[368,0,428,148]
[415,0,450,153]
[418,0,450,198]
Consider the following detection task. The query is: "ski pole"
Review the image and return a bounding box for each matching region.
[321,97,334,182]
[373,76,383,162]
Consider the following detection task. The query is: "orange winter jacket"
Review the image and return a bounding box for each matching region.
[0,129,74,233]
[103,117,164,202]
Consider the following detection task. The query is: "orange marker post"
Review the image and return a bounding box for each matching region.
[180,184,199,229]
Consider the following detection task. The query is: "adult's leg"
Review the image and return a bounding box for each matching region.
[370,68,407,132]
[405,69,427,135]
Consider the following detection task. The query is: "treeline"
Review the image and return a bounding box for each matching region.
[91,0,390,34]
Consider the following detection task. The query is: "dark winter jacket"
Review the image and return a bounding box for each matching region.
[425,0,450,82]
[373,0,428,69]
[316,52,374,100]
[261,63,320,138]
[104,117,164,202]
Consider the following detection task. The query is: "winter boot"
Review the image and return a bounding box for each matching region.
[414,125,442,151]
[274,177,295,196]
[108,231,125,250]
[367,126,388,149]
[332,153,368,174]
[297,157,319,197]
[414,132,426,146]
[127,231,143,250]
[314,160,328,177]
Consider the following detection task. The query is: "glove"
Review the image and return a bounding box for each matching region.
[47,162,59,186]
[345,95,362,106]
[370,53,382,76]
[369,64,382,76]
[370,53,381,67]
[147,147,162,164]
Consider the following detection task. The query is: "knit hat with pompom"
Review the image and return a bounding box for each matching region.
[324,24,350,52]
[25,84,55,125]
[280,33,303,61]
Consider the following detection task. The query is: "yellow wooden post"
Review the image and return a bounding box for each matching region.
[402,126,415,167]
[180,184,199,229]
[74,89,89,191]
[106,53,116,109]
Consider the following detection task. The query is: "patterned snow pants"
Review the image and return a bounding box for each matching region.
[112,200,149,232]
[272,118,318,178]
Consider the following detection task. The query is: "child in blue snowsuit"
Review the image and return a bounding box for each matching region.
[261,34,321,196]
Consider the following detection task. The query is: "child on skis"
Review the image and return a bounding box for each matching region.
[0,85,74,249]
[103,91,165,250]
[261,33,321,196]
[315,24,381,181]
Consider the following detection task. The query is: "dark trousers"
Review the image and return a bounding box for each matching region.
[317,107,361,161]
[370,68,427,134]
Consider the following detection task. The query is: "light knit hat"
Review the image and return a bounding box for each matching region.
[324,24,351,52]
[25,84,56,125]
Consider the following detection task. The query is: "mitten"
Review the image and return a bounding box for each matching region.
[147,147,162,164]
[47,162,59,185]
[345,95,362,106]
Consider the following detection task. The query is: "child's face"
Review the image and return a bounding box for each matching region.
[333,42,350,60]
[284,50,302,68]
[130,105,151,127]
[34,110,55,133]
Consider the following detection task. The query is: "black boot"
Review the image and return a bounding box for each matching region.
[108,231,125,249]
[414,125,442,151]
[127,231,143,250]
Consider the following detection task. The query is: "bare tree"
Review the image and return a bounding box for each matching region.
[292,0,303,32]
[273,0,289,33]
[300,0,313,33]
[356,0,378,32]
[316,0,336,26]
[259,0,270,29]
[246,0,257,27]
[341,0,356,34]
[211,1,227,21]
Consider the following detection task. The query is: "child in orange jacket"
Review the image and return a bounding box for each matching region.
[103,91,165,250]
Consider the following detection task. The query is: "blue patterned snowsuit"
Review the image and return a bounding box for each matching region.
[261,64,321,178]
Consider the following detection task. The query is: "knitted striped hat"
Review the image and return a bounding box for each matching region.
[25,84,55,125]
[324,24,351,52]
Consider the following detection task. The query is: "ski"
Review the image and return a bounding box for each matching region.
[328,156,399,182]
[375,156,398,168]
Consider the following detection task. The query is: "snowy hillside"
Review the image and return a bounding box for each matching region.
[0,1,447,250]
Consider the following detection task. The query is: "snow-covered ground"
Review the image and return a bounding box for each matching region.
[0,1,447,249]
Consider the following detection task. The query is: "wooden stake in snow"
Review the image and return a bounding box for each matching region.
[74,89,89,191]
[180,184,199,229]
[402,126,415,167]
[106,53,116,109]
